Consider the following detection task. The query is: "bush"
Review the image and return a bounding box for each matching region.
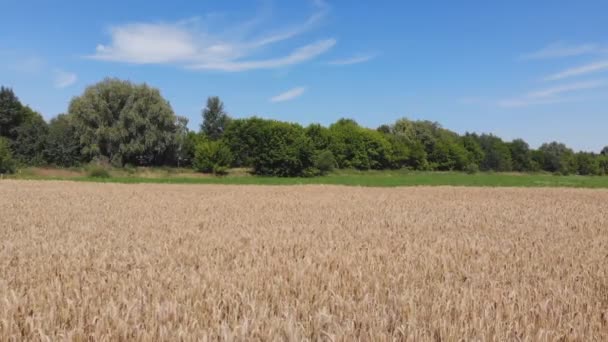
[87,165,111,178]
[315,150,336,175]
[212,165,229,176]
[0,137,16,174]
[464,163,479,174]
[193,140,233,173]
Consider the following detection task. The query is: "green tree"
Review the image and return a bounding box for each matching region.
[223,117,268,167]
[44,114,82,167]
[11,107,48,165]
[575,152,600,175]
[0,137,15,174]
[328,119,392,170]
[201,96,231,140]
[251,120,315,176]
[598,155,608,175]
[0,87,25,140]
[601,146,608,156]
[387,134,411,169]
[462,133,485,169]
[68,78,181,166]
[305,123,332,151]
[508,139,532,172]
[538,142,577,174]
[478,134,512,171]
[314,150,336,175]
[193,139,233,173]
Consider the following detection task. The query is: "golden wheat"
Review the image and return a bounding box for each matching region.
[0,180,607,341]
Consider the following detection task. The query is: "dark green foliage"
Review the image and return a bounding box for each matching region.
[0,87,25,139]
[87,165,111,178]
[508,139,532,172]
[0,137,16,174]
[464,163,479,174]
[305,124,332,151]
[462,133,485,168]
[478,134,512,171]
[68,78,181,166]
[2,83,608,177]
[201,97,231,140]
[44,114,82,167]
[315,150,336,174]
[10,107,48,165]
[223,117,268,167]
[250,120,315,177]
[576,152,600,176]
[386,134,411,169]
[599,156,608,175]
[327,119,392,170]
[377,124,391,134]
[537,142,577,175]
[193,140,233,174]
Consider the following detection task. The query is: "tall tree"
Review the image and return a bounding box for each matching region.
[11,107,48,165]
[44,114,82,167]
[478,134,512,171]
[68,78,181,166]
[508,139,532,172]
[201,96,231,140]
[538,142,577,174]
[0,86,25,139]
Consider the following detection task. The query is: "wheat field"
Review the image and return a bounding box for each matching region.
[0,180,607,341]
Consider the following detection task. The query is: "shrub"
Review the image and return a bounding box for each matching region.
[0,137,16,174]
[193,140,233,173]
[87,165,111,178]
[212,165,229,176]
[315,150,336,175]
[464,163,479,174]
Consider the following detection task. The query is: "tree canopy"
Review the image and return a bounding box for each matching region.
[1,81,607,177]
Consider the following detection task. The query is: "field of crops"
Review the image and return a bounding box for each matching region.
[1,180,607,340]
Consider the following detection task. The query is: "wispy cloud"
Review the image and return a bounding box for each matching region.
[327,53,377,66]
[10,56,45,74]
[89,1,335,71]
[270,87,306,103]
[499,80,607,107]
[545,60,608,81]
[190,40,336,71]
[520,42,603,60]
[53,69,78,88]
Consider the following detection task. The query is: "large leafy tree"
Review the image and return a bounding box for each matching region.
[0,87,49,164]
[67,78,181,166]
[537,142,577,174]
[252,120,315,176]
[201,96,231,140]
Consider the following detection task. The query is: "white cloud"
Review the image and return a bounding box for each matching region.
[521,42,602,60]
[53,70,78,88]
[327,53,377,66]
[545,60,608,81]
[89,1,334,71]
[498,80,606,107]
[270,87,306,103]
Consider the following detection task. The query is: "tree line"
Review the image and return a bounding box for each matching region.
[1,78,607,176]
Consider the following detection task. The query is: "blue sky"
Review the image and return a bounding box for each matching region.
[1,0,608,151]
